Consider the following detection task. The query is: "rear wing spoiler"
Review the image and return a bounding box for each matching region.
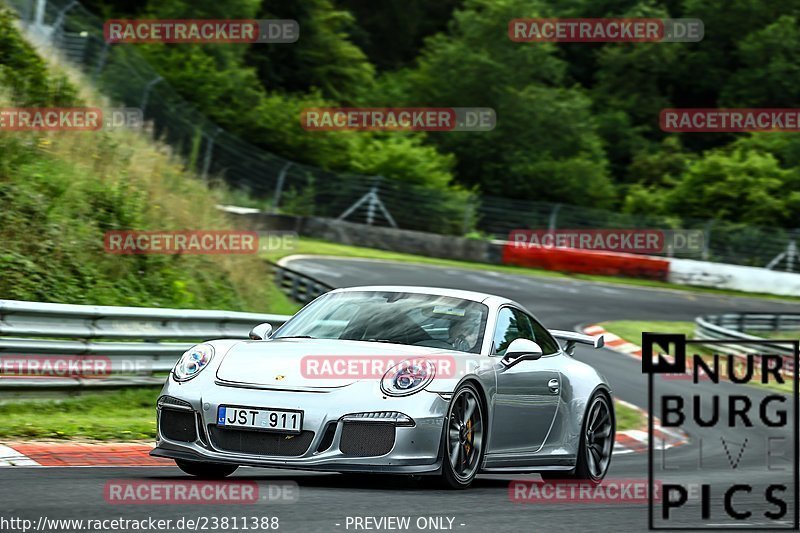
[550,329,605,356]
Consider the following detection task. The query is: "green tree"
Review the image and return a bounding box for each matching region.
[248,0,375,102]
[721,16,800,107]
[335,0,463,70]
[626,146,800,228]
[384,0,615,205]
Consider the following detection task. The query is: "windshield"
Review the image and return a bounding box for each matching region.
[274,291,489,354]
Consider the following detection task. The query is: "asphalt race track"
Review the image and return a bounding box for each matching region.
[3,257,799,533]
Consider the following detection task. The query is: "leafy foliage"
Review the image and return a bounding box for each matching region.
[0,8,296,311]
[13,0,800,230]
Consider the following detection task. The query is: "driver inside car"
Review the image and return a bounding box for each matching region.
[448,313,481,352]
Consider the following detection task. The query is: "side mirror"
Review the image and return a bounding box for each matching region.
[500,338,543,369]
[249,323,273,340]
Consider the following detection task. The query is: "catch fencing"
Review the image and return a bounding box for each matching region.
[3,0,800,269]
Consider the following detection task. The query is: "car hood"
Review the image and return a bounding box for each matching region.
[215,338,458,389]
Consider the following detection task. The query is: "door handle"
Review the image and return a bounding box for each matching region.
[548,378,560,394]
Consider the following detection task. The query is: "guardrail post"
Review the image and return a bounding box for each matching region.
[140,76,163,115]
[291,273,301,301]
[548,203,561,232]
[92,41,109,82]
[271,162,292,214]
[33,0,45,29]
[200,128,222,182]
[51,0,78,49]
[701,220,713,260]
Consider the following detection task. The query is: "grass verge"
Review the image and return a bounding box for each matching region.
[0,388,159,441]
[615,400,645,432]
[0,9,295,315]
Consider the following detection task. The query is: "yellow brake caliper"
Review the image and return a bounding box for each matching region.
[464,418,473,459]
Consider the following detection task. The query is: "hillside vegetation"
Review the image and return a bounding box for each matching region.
[0,9,295,313]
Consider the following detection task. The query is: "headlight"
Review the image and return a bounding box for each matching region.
[173,343,214,381]
[380,359,435,396]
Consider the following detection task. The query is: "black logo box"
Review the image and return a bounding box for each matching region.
[642,333,799,531]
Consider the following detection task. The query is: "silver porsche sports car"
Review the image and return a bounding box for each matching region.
[151,286,612,489]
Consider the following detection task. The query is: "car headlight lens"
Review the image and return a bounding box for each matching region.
[173,343,214,381]
[380,359,435,396]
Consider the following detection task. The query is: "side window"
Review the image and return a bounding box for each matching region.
[526,314,561,355]
[492,307,534,355]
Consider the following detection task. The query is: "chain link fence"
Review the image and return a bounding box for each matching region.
[5,0,800,270]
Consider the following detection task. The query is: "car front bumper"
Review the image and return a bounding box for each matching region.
[151,378,449,474]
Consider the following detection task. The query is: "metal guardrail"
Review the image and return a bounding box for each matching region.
[0,301,292,390]
[694,314,798,371]
[271,261,335,304]
[0,257,333,393]
[0,263,334,391]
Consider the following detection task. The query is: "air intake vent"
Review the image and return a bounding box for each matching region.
[340,422,395,457]
[160,409,197,442]
[208,427,314,456]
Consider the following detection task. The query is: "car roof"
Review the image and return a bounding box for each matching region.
[329,285,502,304]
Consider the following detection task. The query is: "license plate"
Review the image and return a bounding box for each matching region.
[217,405,302,434]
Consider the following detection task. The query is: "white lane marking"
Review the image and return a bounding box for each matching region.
[613,445,635,455]
[0,444,40,467]
[514,278,580,294]
[596,286,623,294]
[277,255,344,277]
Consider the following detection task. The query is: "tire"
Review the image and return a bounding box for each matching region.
[175,459,238,479]
[543,392,614,484]
[440,382,486,489]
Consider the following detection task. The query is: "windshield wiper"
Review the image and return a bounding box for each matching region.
[364,338,398,343]
[274,335,315,340]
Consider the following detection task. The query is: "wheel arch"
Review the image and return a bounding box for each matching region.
[584,384,615,428]
[439,377,491,467]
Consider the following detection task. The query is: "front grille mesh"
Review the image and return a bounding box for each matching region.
[160,409,197,442]
[340,422,395,457]
[208,427,314,456]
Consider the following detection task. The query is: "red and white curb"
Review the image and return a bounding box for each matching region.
[584,324,643,360]
[585,325,690,454]
[0,442,170,467]
[613,400,689,455]
[0,444,41,466]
